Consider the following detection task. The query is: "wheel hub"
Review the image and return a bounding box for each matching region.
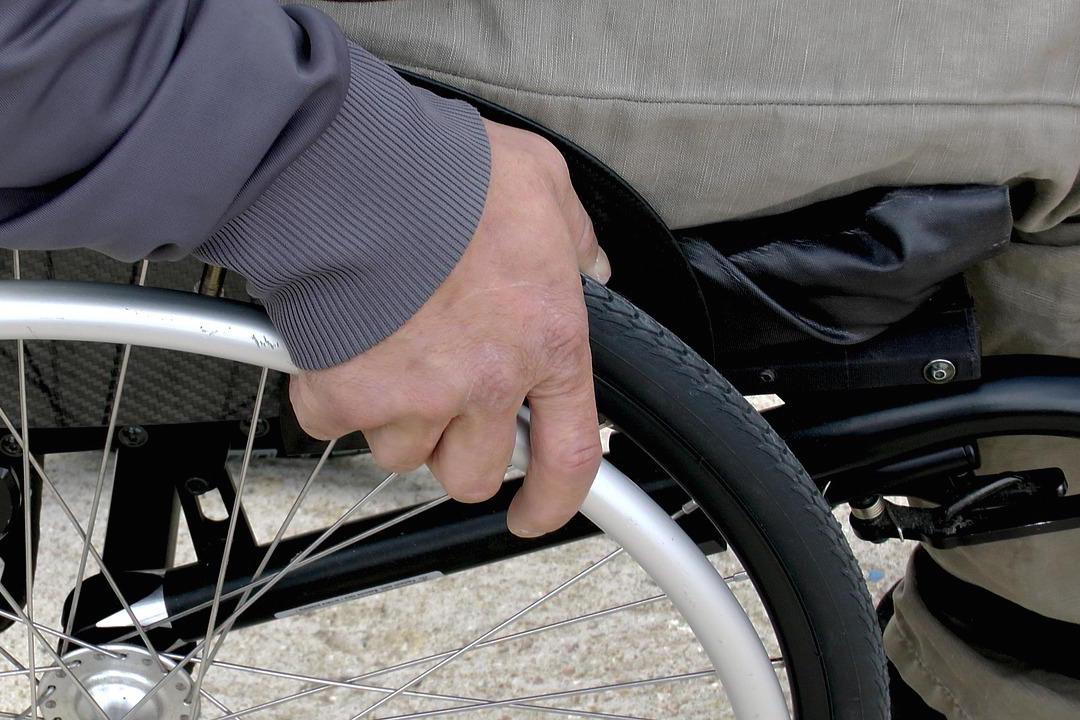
[38,644,193,720]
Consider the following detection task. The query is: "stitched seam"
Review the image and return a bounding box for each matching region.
[892,616,974,720]
[397,63,1080,111]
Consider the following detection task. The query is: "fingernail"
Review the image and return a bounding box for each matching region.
[508,523,543,538]
[591,247,612,285]
[457,490,493,504]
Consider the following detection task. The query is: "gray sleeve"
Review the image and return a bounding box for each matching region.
[0,1,491,370]
[197,45,490,370]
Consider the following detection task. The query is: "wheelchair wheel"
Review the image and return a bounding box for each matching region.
[0,273,886,719]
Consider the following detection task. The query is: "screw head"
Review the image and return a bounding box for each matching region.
[0,434,21,458]
[923,359,957,385]
[117,425,148,448]
[758,368,777,384]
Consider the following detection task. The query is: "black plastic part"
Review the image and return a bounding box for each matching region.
[67,475,709,648]
[103,435,181,571]
[850,469,1073,548]
[0,459,41,634]
[822,445,979,506]
[0,467,19,538]
[770,355,1080,484]
[716,277,982,395]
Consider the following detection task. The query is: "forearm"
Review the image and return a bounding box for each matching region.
[0,1,491,370]
[0,0,348,259]
[197,45,490,370]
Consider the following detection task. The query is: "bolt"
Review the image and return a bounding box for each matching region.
[923,359,957,385]
[117,425,148,448]
[758,368,777,384]
[239,418,270,438]
[184,476,212,496]
[0,434,21,458]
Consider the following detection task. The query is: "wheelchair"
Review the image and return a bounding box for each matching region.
[0,74,1075,720]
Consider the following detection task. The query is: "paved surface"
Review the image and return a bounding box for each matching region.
[0,419,913,719]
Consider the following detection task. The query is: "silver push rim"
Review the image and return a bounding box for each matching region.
[0,278,789,719]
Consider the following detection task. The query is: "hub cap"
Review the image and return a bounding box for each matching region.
[38,644,193,720]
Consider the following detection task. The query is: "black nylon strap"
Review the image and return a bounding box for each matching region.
[915,547,1080,680]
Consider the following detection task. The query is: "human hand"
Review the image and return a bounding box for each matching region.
[290,118,610,537]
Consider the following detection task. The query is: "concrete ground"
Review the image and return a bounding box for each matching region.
[0,412,913,719]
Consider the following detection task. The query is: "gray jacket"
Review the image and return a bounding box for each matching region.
[0,0,490,369]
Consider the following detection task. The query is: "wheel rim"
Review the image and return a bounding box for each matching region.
[0,270,791,719]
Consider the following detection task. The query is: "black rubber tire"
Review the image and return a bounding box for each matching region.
[584,278,888,720]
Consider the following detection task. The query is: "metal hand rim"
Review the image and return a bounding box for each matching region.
[0,279,788,719]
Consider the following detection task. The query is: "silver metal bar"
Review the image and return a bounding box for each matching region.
[513,410,789,719]
[0,281,299,373]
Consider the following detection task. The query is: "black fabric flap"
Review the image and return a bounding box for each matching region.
[680,185,1011,352]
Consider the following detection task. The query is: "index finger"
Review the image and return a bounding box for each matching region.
[506,355,602,537]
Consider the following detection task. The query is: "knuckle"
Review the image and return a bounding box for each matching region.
[370,444,427,473]
[437,469,503,504]
[553,439,603,476]
[524,135,571,188]
[541,310,591,368]
[289,379,337,441]
[470,355,522,412]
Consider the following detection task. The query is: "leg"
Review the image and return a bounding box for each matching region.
[886,243,1080,719]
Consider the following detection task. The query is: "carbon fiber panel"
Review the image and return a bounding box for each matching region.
[0,251,283,429]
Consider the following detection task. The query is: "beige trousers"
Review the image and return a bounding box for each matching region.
[301,1,1080,716]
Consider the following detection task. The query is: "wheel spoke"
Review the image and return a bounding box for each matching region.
[348,546,627,720]
[372,670,720,720]
[187,366,269,717]
[348,505,697,719]
[0,581,109,720]
[173,653,650,720]
[63,260,148,655]
[0,644,25,672]
[125,462,403,719]
[0,407,171,673]
[208,506,718,719]
[200,439,336,664]
[107,491,447,647]
[12,250,37,718]
[0,608,122,657]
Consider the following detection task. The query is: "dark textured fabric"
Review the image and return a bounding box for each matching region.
[0,1,491,370]
[679,185,1013,352]
[199,48,490,369]
[0,252,277,427]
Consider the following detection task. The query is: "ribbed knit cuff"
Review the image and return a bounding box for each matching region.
[196,43,491,370]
